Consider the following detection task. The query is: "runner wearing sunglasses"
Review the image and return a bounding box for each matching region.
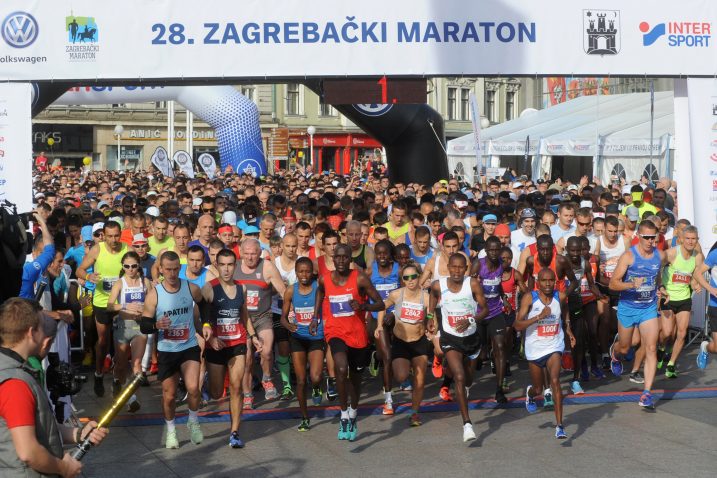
[106,251,152,412]
[377,263,430,427]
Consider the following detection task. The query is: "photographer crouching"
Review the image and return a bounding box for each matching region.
[0,298,108,478]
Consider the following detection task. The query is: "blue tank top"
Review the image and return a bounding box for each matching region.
[156,279,198,352]
[179,264,207,288]
[619,246,662,309]
[371,262,400,319]
[478,257,504,319]
[410,246,434,266]
[290,281,323,340]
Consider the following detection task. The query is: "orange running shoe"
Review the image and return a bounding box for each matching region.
[432,356,443,379]
[439,386,453,402]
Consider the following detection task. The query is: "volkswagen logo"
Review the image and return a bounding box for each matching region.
[2,11,39,48]
[353,104,394,117]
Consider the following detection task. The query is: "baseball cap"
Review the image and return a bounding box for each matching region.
[439,179,448,185]
[97,201,109,210]
[132,233,148,245]
[622,185,632,196]
[625,206,640,221]
[192,197,203,207]
[536,179,546,185]
[580,200,593,208]
[520,208,537,219]
[146,206,160,217]
[222,210,237,226]
[243,225,260,235]
[512,182,524,189]
[454,200,468,209]
[146,191,158,197]
[482,214,498,224]
[81,225,93,243]
[567,185,578,192]
[606,204,620,214]
[92,222,104,235]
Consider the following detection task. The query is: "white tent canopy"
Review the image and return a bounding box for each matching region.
[447,91,674,185]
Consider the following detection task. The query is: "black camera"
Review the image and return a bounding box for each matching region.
[46,353,86,397]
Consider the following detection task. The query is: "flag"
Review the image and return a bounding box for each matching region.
[172,150,194,178]
[150,146,173,177]
[197,153,217,179]
[469,91,483,182]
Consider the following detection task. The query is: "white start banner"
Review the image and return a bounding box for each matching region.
[172,150,194,178]
[1,0,717,80]
[150,146,174,177]
[197,153,217,179]
[686,78,717,251]
[0,83,32,213]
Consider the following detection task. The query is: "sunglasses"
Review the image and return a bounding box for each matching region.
[134,243,148,248]
[577,221,592,227]
[388,190,399,195]
[122,263,139,270]
[402,273,419,281]
[640,234,657,240]
[202,208,215,213]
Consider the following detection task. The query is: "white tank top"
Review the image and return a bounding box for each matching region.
[599,235,625,279]
[272,257,297,314]
[524,291,564,361]
[119,276,146,306]
[438,277,477,338]
[433,254,450,281]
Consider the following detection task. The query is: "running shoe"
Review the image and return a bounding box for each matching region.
[242,394,254,410]
[462,422,476,442]
[590,366,605,380]
[102,354,113,374]
[697,341,710,370]
[399,379,413,391]
[229,431,245,448]
[188,420,203,445]
[629,371,645,384]
[297,418,311,432]
[571,380,585,395]
[281,386,294,400]
[382,401,395,415]
[609,339,623,376]
[149,362,159,375]
[81,351,93,367]
[525,385,537,413]
[580,360,590,382]
[657,347,666,369]
[93,373,104,397]
[602,355,611,371]
[338,419,350,440]
[139,374,150,387]
[439,386,453,402]
[326,378,338,401]
[543,390,554,409]
[165,428,179,449]
[561,352,574,372]
[368,351,379,377]
[638,391,655,410]
[555,425,567,440]
[665,364,678,379]
[625,347,635,362]
[127,397,141,413]
[312,387,323,406]
[262,379,279,400]
[348,418,358,441]
[495,389,508,404]
[112,379,122,398]
[501,377,509,393]
[409,413,422,427]
[432,356,443,378]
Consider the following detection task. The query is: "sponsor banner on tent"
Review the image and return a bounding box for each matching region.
[479,134,670,157]
[687,78,717,250]
[173,150,194,178]
[0,83,32,213]
[2,1,717,80]
[197,153,217,179]
[150,146,173,177]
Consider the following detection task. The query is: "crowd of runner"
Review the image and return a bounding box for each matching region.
[19,166,717,445]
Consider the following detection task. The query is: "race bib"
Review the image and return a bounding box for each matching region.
[672,271,692,284]
[216,317,242,340]
[165,325,189,342]
[329,294,354,317]
[246,290,259,311]
[124,291,145,303]
[537,317,559,337]
[605,261,617,278]
[294,306,314,325]
[482,277,501,298]
[102,276,118,292]
[399,301,424,324]
[376,283,397,300]
[446,310,472,328]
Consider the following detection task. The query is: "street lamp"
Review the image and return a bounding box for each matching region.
[114,124,124,170]
[307,125,316,169]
